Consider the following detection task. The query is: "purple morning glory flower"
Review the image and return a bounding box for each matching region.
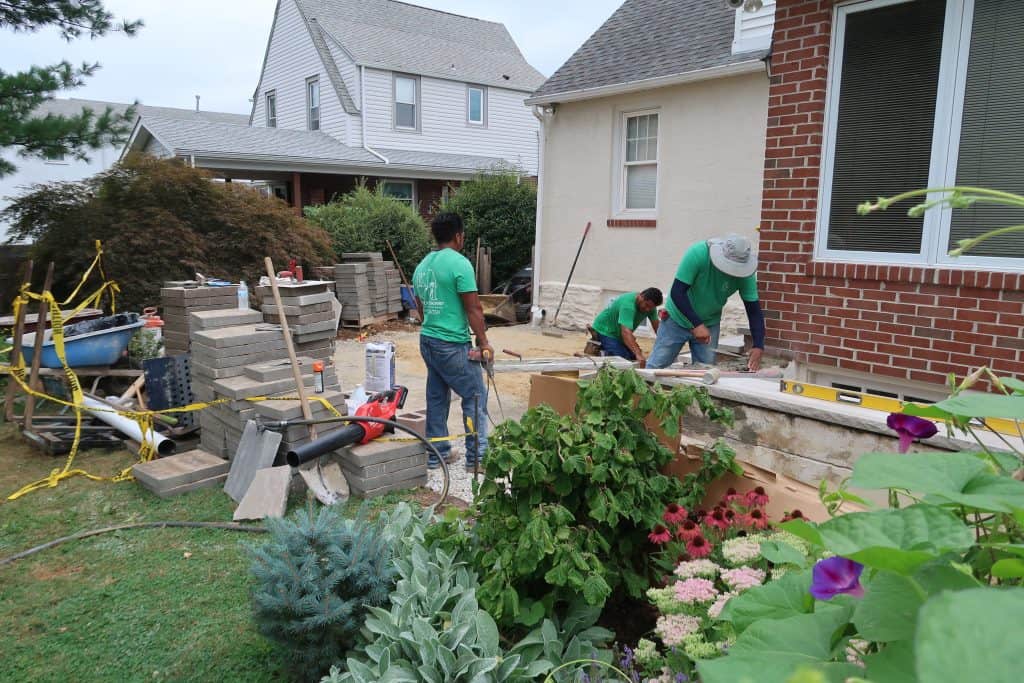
[887,413,938,453]
[809,557,865,600]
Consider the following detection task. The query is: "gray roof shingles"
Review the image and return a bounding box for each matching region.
[531,0,767,102]
[34,97,249,125]
[294,0,545,92]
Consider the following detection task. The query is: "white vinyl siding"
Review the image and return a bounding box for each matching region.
[467,85,486,126]
[250,0,345,138]
[619,111,659,212]
[817,0,1024,268]
[732,0,776,54]
[363,68,539,174]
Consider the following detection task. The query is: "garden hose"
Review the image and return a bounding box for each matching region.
[0,521,268,567]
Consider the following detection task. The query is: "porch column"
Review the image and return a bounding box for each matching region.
[291,172,303,215]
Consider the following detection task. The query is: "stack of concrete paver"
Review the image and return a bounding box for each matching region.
[160,283,239,356]
[131,449,230,498]
[337,439,428,497]
[251,386,348,460]
[335,252,403,327]
[258,281,339,360]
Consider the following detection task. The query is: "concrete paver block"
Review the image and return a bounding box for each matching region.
[224,421,283,501]
[233,466,291,520]
[132,449,229,492]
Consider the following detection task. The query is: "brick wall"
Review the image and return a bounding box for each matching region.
[760,0,1024,385]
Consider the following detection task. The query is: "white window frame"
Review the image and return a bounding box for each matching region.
[42,149,67,164]
[615,109,660,217]
[306,77,320,131]
[466,85,487,126]
[393,73,420,132]
[381,179,416,207]
[265,90,277,128]
[816,0,1024,270]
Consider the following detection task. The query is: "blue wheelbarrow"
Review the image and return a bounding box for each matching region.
[14,313,144,368]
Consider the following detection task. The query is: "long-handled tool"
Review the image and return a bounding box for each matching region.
[469,346,504,422]
[552,221,591,326]
[644,366,784,385]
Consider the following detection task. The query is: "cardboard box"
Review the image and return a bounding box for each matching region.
[527,373,836,522]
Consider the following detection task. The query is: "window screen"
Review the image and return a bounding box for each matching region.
[826,0,946,253]
[307,80,320,131]
[624,113,658,210]
[948,0,1024,258]
[395,76,417,129]
[468,87,484,124]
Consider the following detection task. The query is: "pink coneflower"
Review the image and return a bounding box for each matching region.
[782,509,804,523]
[744,486,770,508]
[740,508,769,530]
[676,519,702,541]
[705,509,730,531]
[648,524,672,545]
[722,487,744,504]
[724,509,737,525]
[695,509,708,520]
[663,503,688,525]
[687,535,713,558]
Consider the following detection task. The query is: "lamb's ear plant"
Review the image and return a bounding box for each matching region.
[469,367,736,626]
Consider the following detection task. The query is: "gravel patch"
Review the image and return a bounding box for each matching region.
[425,443,484,503]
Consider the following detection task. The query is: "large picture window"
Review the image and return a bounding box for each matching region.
[817,0,1024,267]
[621,111,658,212]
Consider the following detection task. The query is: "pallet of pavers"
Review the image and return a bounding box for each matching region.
[160,283,239,356]
[257,281,339,358]
[131,449,230,498]
[337,439,428,498]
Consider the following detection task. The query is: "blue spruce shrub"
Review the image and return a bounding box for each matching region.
[249,504,396,679]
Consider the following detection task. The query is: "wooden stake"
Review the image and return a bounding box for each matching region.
[264,258,316,439]
[23,263,54,432]
[4,259,32,422]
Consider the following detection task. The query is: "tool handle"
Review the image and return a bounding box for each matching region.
[502,349,522,360]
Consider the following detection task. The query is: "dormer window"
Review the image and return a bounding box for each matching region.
[306,77,320,131]
[467,85,486,126]
[266,91,277,128]
[394,74,419,130]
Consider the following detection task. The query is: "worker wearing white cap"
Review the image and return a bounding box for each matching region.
[646,234,765,371]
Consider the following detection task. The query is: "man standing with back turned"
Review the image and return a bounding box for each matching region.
[413,212,492,471]
[647,234,766,371]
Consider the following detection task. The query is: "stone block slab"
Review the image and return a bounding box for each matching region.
[191,325,282,348]
[339,439,426,468]
[190,308,263,330]
[233,466,291,520]
[224,421,283,502]
[350,474,427,498]
[341,452,426,480]
[151,472,228,498]
[132,449,229,492]
[277,291,334,307]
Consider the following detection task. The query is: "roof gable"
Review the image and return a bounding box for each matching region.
[293,0,545,91]
[532,0,768,103]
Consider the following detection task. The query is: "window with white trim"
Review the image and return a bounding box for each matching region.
[620,112,659,212]
[306,78,320,131]
[818,0,1024,267]
[394,74,418,130]
[266,91,277,128]
[381,180,415,206]
[467,85,486,125]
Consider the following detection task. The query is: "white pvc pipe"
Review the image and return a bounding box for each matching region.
[82,395,176,456]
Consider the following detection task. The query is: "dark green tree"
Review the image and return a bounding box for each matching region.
[0,0,143,177]
[440,169,537,284]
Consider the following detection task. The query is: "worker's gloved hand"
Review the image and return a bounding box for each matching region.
[747,348,763,372]
[692,324,712,344]
[479,341,495,362]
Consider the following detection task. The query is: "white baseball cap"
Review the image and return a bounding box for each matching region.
[708,234,758,278]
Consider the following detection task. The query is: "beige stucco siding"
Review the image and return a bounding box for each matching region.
[536,72,770,330]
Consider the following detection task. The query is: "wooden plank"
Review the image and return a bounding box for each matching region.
[4,259,32,422]
[23,262,54,432]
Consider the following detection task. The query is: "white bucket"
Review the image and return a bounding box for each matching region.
[365,341,395,393]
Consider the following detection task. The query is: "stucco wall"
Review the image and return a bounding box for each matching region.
[536,72,770,331]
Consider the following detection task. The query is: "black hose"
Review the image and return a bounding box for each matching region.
[273,415,450,507]
[0,521,267,567]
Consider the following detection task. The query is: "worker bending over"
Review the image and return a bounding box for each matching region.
[412,212,491,471]
[647,234,766,371]
[590,288,662,366]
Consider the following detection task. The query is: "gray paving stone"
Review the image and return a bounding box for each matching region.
[350,473,427,498]
[132,449,229,492]
[233,466,291,520]
[190,308,263,330]
[224,421,283,502]
[341,452,426,479]
[151,472,228,498]
[339,440,426,468]
[191,325,282,348]
[276,291,334,307]
[252,389,347,420]
[290,318,337,335]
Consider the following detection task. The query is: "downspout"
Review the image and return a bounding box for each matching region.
[530,104,555,324]
[359,65,389,164]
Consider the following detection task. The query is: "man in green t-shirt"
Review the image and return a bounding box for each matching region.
[412,213,492,471]
[647,234,766,371]
[590,288,663,366]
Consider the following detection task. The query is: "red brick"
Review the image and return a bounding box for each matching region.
[980,299,1023,314]
[898,293,936,305]
[873,364,909,380]
[910,370,948,385]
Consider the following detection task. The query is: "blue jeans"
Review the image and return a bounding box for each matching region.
[419,335,489,467]
[647,317,720,369]
[597,333,636,361]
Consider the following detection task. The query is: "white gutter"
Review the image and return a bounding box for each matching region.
[525,60,765,106]
[359,65,389,164]
[530,104,555,321]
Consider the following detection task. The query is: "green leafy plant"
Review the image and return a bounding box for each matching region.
[440,168,537,284]
[469,367,735,626]
[694,371,1024,683]
[248,504,396,680]
[127,328,162,368]
[304,183,432,278]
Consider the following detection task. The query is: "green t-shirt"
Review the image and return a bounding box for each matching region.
[412,248,478,343]
[592,292,657,341]
[665,241,759,329]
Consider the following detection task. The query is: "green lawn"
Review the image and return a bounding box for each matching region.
[0,423,414,682]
